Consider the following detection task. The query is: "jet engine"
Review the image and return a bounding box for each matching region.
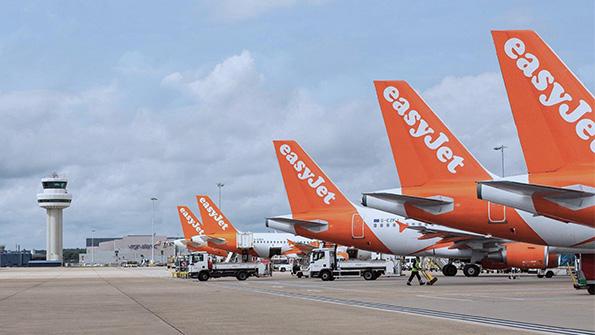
[485,242,558,269]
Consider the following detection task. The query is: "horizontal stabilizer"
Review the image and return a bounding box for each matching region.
[478,181,594,210]
[204,235,227,245]
[363,192,454,215]
[266,216,328,233]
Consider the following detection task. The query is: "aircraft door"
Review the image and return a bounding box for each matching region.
[488,202,507,223]
[268,247,282,258]
[352,213,365,239]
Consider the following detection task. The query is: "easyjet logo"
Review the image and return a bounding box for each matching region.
[198,197,229,231]
[382,86,465,173]
[179,207,204,235]
[279,144,336,204]
[503,37,594,153]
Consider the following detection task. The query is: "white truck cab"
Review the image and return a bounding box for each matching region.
[187,252,269,281]
[306,248,393,281]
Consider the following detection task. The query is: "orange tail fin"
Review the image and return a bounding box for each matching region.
[273,140,352,214]
[374,80,491,187]
[492,30,594,173]
[177,206,204,239]
[195,195,239,236]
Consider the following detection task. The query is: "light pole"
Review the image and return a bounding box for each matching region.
[217,183,224,209]
[91,229,95,265]
[150,197,158,265]
[494,145,507,177]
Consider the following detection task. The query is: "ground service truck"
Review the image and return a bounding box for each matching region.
[304,248,394,281]
[187,252,269,281]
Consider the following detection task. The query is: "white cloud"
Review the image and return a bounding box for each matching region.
[201,0,331,22]
[422,72,527,176]
[0,50,531,251]
[206,0,297,22]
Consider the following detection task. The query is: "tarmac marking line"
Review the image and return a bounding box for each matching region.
[215,283,595,335]
[95,270,186,335]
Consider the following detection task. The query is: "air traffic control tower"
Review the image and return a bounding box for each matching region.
[37,173,72,263]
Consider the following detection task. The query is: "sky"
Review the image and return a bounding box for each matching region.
[0,1,593,249]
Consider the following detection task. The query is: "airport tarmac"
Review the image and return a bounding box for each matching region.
[0,267,593,335]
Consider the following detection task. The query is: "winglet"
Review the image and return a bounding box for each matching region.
[492,30,594,172]
[374,80,491,186]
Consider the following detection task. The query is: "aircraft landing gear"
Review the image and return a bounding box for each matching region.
[442,263,458,277]
[463,264,481,277]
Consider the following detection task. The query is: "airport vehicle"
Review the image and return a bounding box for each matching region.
[271,256,292,272]
[268,140,559,276]
[187,252,269,281]
[363,80,595,252]
[536,267,567,279]
[174,206,229,257]
[304,248,393,281]
[479,30,594,229]
[196,195,314,258]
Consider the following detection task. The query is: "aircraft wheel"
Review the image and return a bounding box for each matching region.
[463,264,480,277]
[442,263,457,277]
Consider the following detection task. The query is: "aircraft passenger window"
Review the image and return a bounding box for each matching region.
[374,224,377,228]
[380,224,383,228]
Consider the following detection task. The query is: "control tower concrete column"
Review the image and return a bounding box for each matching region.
[37,173,72,263]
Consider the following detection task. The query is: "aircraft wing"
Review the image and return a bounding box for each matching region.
[406,223,506,252]
[287,239,319,254]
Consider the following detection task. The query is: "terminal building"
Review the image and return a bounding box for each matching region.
[79,235,183,265]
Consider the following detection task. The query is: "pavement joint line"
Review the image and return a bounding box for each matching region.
[93,269,186,335]
[444,293,526,301]
[0,271,63,304]
[247,280,373,293]
[213,282,595,335]
[415,294,474,302]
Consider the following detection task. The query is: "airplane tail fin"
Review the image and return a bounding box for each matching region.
[492,30,594,173]
[177,206,204,240]
[374,80,491,187]
[195,195,239,236]
[273,140,353,214]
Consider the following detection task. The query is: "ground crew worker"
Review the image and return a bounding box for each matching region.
[292,261,301,276]
[407,257,425,286]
